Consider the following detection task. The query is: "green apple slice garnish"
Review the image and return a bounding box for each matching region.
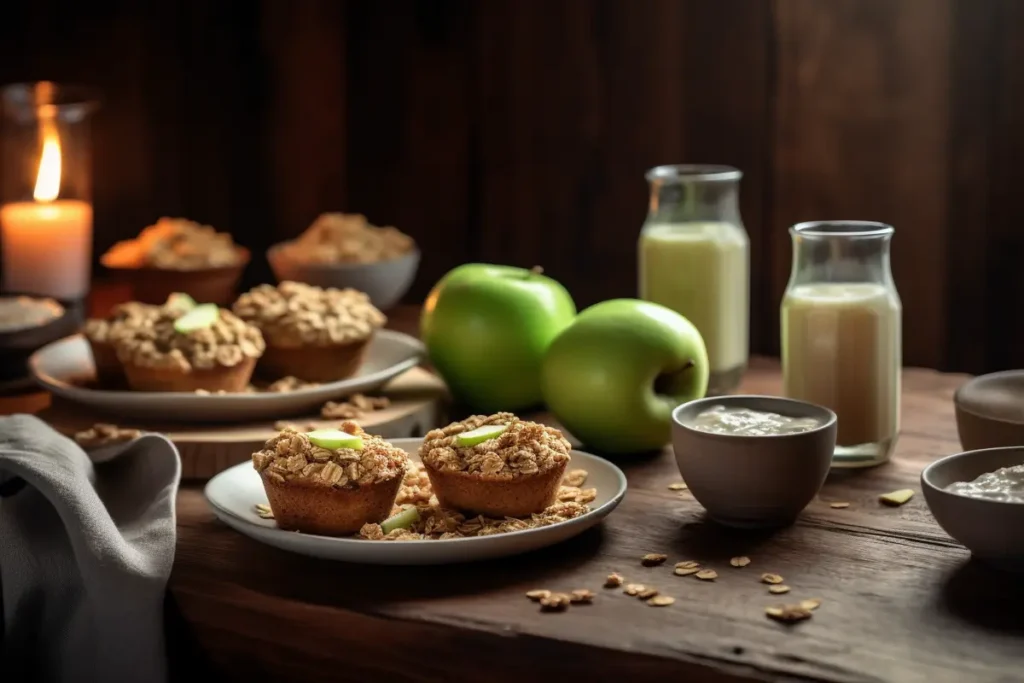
[380,506,421,534]
[173,303,219,334]
[306,429,364,450]
[165,292,197,312]
[455,423,508,447]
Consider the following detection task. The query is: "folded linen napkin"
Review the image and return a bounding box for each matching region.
[0,414,181,683]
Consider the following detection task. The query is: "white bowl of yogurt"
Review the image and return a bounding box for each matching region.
[922,446,1024,570]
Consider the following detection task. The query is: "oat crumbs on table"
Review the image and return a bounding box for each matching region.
[729,556,751,567]
[641,553,668,566]
[604,573,624,588]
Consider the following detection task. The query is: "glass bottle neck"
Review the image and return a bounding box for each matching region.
[787,225,895,289]
[645,166,741,225]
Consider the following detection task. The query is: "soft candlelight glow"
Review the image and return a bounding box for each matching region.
[0,122,92,300]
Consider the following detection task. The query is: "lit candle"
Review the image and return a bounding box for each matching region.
[1,123,92,300]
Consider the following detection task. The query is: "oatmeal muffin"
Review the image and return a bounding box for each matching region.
[232,281,386,382]
[82,301,163,385]
[252,421,409,535]
[278,212,415,264]
[113,305,265,392]
[102,217,244,270]
[419,413,572,517]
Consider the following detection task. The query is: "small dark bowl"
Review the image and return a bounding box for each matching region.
[671,395,837,528]
[922,446,1024,570]
[0,295,78,382]
[101,247,250,306]
[953,371,1024,451]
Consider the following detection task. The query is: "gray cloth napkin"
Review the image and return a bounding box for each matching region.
[0,414,181,683]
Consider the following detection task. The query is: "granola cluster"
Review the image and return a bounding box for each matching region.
[102,217,243,270]
[321,394,390,419]
[420,413,572,479]
[73,423,142,448]
[114,306,265,371]
[279,212,415,264]
[232,281,386,348]
[83,302,161,345]
[252,421,408,488]
[358,465,590,541]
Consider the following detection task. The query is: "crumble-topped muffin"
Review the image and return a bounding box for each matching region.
[419,413,573,517]
[232,281,386,382]
[102,217,244,270]
[113,306,264,392]
[83,301,163,384]
[253,421,409,535]
[278,212,415,264]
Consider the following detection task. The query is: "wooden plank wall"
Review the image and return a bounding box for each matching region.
[0,0,1019,373]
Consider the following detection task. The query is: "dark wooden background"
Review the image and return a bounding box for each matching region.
[0,0,1020,374]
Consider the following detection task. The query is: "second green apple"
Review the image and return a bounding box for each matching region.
[541,298,709,454]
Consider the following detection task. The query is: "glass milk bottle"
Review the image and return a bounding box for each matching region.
[638,165,749,394]
[781,221,902,467]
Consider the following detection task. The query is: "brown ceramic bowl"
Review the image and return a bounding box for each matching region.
[101,247,250,306]
[953,371,1024,451]
[921,446,1024,570]
[671,395,837,528]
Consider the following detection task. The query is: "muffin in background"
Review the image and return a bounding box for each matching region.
[232,281,386,382]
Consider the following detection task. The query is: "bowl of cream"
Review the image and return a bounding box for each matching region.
[922,446,1024,570]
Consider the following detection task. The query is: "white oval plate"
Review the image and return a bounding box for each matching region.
[204,438,628,565]
[29,330,425,423]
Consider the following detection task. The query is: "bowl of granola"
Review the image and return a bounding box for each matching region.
[267,213,419,310]
[233,281,388,382]
[101,217,250,306]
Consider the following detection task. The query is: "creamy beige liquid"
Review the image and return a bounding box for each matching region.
[782,283,901,462]
[639,222,749,389]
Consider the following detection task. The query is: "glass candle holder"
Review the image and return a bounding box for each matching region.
[0,81,98,301]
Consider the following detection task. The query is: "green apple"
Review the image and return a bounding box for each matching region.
[380,506,421,534]
[455,424,508,447]
[540,298,709,454]
[421,263,576,412]
[173,303,219,334]
[306,429,363,450]
[165,292,197,313]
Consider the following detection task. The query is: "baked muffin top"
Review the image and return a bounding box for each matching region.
[102,217,243,270]
[420,412,572,480]
[232,281,386,348]
[114,306,264,371]
[279,212,415,264]
[83,301,162,345]
[252,421,408,488]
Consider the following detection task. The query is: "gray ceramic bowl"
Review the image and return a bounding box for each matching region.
[267,243,420,310]
[921,446,1024,570]
[953,371,1024,451]
[671,395,837,528]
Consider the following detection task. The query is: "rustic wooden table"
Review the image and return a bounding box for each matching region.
[7,299,1024,682]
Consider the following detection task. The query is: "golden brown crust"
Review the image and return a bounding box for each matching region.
[278,212,415,264]
[261,474,403,536]
[122,356,256,393]
[232,281,386,348]
[256,338,369,383]
[422,458,569,518]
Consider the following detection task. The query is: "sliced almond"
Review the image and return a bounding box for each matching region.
[674,566,701,577]
[648,595,675,606]
[879,489,915,506]
[829,502,851,509]
[526,589,551,601]
[641,553,668,566]
[730,556,751,568]
[695,569,718,581]
[761,573,784,585]
[768,584,791,594]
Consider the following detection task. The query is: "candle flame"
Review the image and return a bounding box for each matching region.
[33,129,62,202]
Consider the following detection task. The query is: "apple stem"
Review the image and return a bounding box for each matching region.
[682,359,694,370]
[530,265,544,275]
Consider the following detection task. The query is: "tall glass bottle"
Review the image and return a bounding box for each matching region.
[781,221,902,468]
[638,164,749,395]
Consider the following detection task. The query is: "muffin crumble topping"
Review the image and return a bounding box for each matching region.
[279,212,415,264]
[420,413,572,479]
[252,421,408,488]
[232,281,386,348]
[83,302,161,345]
[114,306,264,371]
[102,217,242,270]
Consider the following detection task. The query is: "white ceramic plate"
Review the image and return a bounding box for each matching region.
[204,438,628,565]
[28,330,425,423]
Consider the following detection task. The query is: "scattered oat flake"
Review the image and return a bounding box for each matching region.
[761,573,784,585]
[879,489,915,506]
[674,566,701,576]
[695,569,718,581]
[800,598,822,611]
[526,589,551,601]
[641,553,668,566]
[637,588,659,599]
[830,501,851,509]
[570,589,595,604]
[730,556,751,567]
[765,604,813,623]
[668,482,688,491]
[648,595,675,607]
[675,560,700,569]
[563,469,589,487]
[540,593,571,612]
[604,572,624,588]
[769,585,791,594]
[254,503,274,519]
[624,583,646,596]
